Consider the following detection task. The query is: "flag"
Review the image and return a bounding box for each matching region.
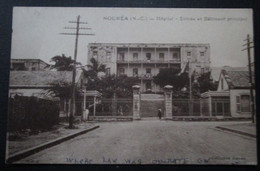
[178,61,191,76]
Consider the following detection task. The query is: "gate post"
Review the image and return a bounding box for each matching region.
[132,85,141,120]
[164,85,173,120]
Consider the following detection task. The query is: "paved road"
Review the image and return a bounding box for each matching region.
[17,120,257,164]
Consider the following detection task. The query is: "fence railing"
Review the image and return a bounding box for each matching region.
[117,59,181,64]
[87,98,133,117]
[172,99,230,117]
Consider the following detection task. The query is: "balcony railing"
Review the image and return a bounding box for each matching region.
[132,73,155,79]
[117,59,181,64]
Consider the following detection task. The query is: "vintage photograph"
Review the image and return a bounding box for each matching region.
[6,7,256,164]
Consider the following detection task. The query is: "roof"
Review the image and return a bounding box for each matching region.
[201,90,229,98]
[88,43,210,48]
[11,58,50,66]
[221,70,254,88]
[9,70,82,87]
[211,66,248,82]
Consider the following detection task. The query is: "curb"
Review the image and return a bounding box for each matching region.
[6,125,100,164]
[215,126,256,138]
[172,117,251,122]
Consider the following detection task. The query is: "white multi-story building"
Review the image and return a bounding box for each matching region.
[87,43,210,92]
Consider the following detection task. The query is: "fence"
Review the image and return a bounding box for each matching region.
[172,98,230,117]
[8,95,60,132]
[172,99,201,116]
[87,98,133,117]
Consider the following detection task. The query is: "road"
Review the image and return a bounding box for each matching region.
[16,119,257,164]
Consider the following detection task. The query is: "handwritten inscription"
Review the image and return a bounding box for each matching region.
[103,16,247,22]
[66,156,246,164]
[152,158,188,164]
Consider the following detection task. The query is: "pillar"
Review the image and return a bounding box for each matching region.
[164,85,173,119]
[82,89,87,121]
[132,85,141,120]
[94,96,96,117]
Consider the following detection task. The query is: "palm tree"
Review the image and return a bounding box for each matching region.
[85,57,106,76]
[83,58,106,90]
[49,54,81,71]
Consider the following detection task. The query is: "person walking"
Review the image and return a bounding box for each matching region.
[158,108,162,120]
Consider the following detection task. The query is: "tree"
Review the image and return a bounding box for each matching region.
[197,72,218,93]
[83,57,107,92]
[153,68,192,98]
[49,54,81,71]
[46,80,81,126]
[100,74,139,98]
[86,57,106,76]
[153,68,189,90]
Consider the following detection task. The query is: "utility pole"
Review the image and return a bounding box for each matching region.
[187,58,193,116]
[242,34,255,123]
[60,15,95,128]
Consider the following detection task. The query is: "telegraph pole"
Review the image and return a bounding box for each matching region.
[60,15,95,128]
[242,34,255,123]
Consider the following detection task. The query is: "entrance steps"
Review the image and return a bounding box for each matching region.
[141,94,164,100]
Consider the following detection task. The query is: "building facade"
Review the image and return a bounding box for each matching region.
[217,70,255,117]
[9,70,85,117]
[10,59,50,71]
[87,43,210,92]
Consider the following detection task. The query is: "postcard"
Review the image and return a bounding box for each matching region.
[6,7,256,165]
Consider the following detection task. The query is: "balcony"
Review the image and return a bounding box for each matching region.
[117,59,181,64]
[133,73,155,80]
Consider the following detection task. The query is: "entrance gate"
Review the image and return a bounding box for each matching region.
[132,85,173,120]
[140,94,164,117]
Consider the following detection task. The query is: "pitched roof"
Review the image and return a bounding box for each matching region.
[9,71,82,87]
[211,66,248,82]
[222,70,254,88]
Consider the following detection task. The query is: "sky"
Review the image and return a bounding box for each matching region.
[11,7,253,67]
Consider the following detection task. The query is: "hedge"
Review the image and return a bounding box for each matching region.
[8,95,60,132]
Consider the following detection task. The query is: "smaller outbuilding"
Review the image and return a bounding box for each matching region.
[201,68,254,118]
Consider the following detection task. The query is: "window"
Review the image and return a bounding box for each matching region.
[236,96,241,112]
[173,52,180,60]
[200,52,205,56]
[119,68,125,75]
[187,52,191,56]
[106,52,111,61]
[221,78,224,90]
[216,102,223,115]
[133,53,138,61]
[133,68,138,77]
[93,51,98,58]
[201,68,204,74]
[236,95,251,113]
[241,95,250,112]
[159,53,164,61]
[146,53,151,60]
[106,68,111,76]
[146,81,152,90]
[146,68,151,74]
[119,53,125,61]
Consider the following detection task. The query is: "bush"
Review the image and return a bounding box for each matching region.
[8,96,59,132]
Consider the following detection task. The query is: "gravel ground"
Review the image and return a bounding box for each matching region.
[6,122,95,156]
[15,120,257,165]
